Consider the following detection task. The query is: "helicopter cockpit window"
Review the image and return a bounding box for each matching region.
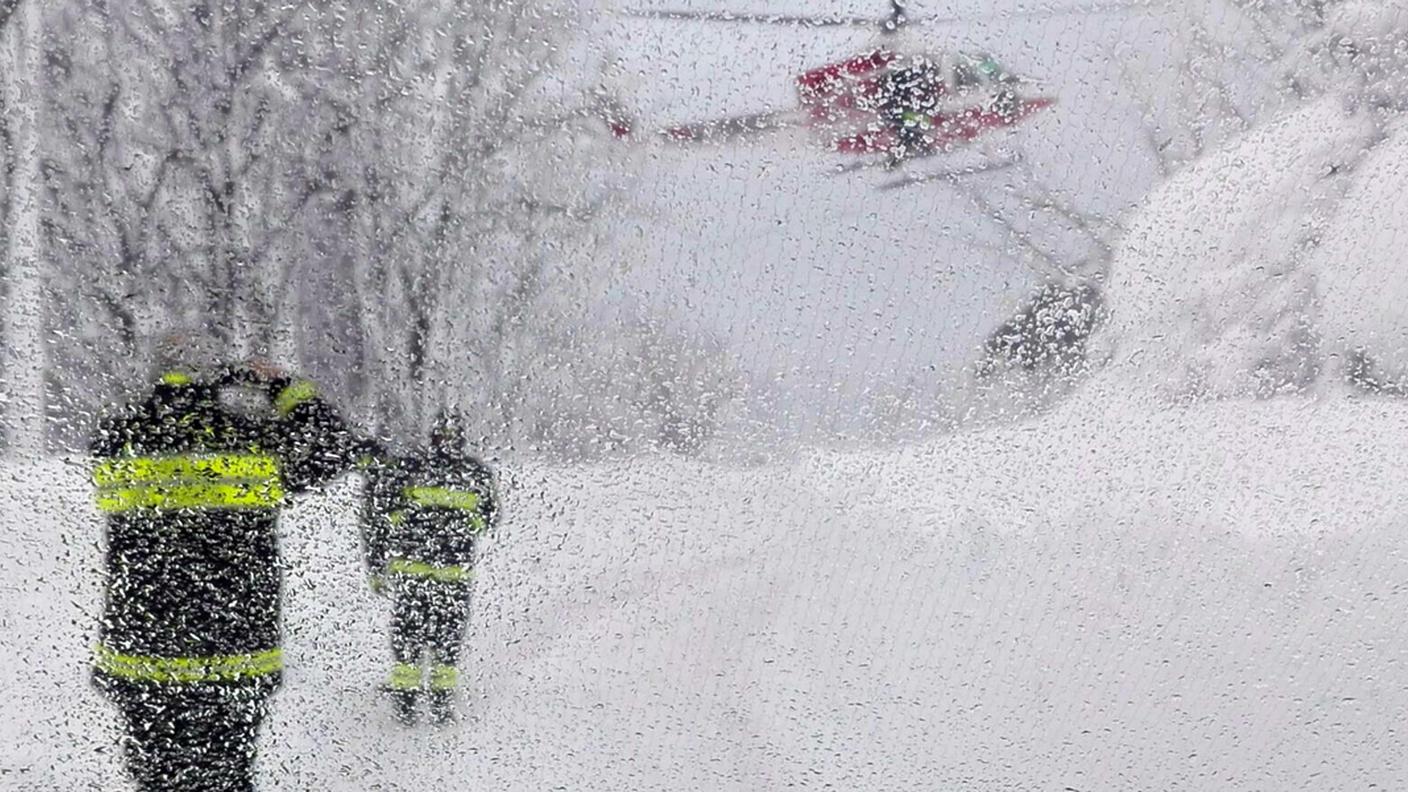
[974,54,1014,83]
[880,61,944,111]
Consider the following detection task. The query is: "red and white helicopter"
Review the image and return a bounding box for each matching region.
[615,1,1151,171]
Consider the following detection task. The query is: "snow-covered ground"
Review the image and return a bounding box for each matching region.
[5,383,1408,789]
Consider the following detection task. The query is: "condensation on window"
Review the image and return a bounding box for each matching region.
[3,1,1408,789]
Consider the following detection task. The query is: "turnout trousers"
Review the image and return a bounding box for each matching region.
[387,576,471,722]
[103,678,273,792]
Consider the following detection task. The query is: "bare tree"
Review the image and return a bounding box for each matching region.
[291,1,638,446]
[1,0,44,455]
[37,0,735,457]
[1115,0,1347,176]
[43,1,359,351]
[0,1,20,31]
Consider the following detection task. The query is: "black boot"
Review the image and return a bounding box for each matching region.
[428,690,455,726]
[389,690,419,726]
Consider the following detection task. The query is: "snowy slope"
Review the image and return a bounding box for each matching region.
[1099,95,1378,401]
[1097,2,1408,400]
[6,389,1408,791]
[1316,112,1408,378]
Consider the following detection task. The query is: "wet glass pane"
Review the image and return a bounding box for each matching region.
[4,0,1408,788]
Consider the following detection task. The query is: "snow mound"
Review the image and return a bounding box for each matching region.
[1315,112,1408,377]
[1101,96,1377,399]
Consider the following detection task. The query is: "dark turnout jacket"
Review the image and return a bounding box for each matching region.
[363,450,497,584]
[90,370,368,689]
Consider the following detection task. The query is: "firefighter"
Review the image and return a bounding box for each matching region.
[363,410,497,725]
[878,59,946,162]
[90,333,375,792]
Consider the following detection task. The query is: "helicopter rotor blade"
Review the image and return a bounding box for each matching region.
[626,1,1159,31]
[624,8,879,28]
[906,0,1163,28]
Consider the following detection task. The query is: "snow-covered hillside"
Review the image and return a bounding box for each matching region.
[1100,95,1376,401]
[1316,112,1408,378]
[6,385,1408,790]
[1099,1,1408,401]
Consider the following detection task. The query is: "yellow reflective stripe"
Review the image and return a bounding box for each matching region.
[402,488,487,532]
[94,454,278,487]
[386,558,473,582]
[388,662,421,691]
[429,665,460,691]
[95,481,285,513]
[93,453,284,513]
[93,645,283,683]
[160,371,192,386]
[274,380,317,416]
[901,110,932,127]
[404,486,480,511]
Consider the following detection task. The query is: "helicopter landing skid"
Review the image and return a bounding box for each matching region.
[875,155,1022,190]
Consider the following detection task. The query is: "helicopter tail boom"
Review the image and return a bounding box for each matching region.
[660,109,802,143]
